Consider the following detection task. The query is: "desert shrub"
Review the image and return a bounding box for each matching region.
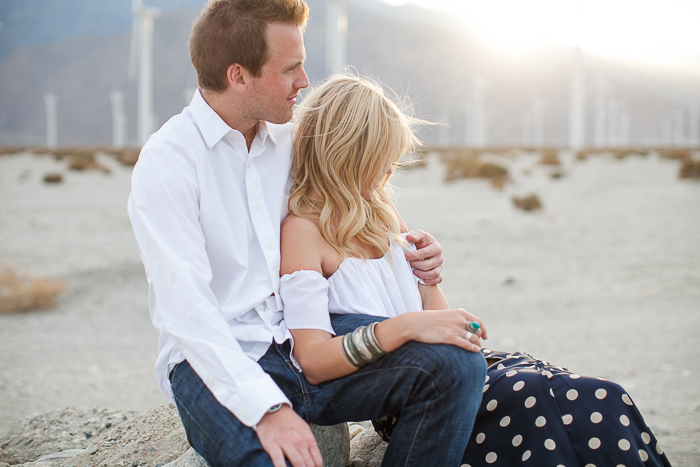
[0,146,28,156]
[679,159,700,179]
[444,150,508,183]
[659,148,691,161]
[550,171,564,179]
[43,173,63,184]
[115,149,140,166]
[0,267,66,313]
[31,147,52,155]
[66,154,111,173]
[539,149,560,166]
[512,194,542,211]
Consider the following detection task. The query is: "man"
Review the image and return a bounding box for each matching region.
[128,1,485,466]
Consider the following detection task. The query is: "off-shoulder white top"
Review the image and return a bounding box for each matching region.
[279,233,424,336]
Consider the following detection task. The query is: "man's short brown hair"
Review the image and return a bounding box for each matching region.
[189,0,309,93]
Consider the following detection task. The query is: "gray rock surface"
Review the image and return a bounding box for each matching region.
[348,428,387,467]
[0,407,137,465]
[2,405,351,467]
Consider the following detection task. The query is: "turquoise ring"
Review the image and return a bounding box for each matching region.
[466,321,480,334]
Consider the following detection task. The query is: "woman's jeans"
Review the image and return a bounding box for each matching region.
[170,314,487,467]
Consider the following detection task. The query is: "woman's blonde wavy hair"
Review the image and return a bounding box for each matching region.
[289,74,423,260]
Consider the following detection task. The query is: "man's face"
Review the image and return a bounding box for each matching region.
[245,23,309,124]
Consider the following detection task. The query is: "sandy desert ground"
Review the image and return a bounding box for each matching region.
[0,149,698,466]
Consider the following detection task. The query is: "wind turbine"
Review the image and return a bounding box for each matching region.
[111,91,127,148]
[470,76,488,148]
[129,0,160,146]
[326,0,348,75]
[44,93,58,149]
[568,0,585,150]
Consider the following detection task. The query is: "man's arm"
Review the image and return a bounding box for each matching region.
[128,149,289,427]
[405,230,444,285]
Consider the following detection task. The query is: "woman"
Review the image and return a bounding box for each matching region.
[280,75,671,467]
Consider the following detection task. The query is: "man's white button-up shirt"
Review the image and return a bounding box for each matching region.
[128,89,294,427]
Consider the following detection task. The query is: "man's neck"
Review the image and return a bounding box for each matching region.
[200,88,257,151]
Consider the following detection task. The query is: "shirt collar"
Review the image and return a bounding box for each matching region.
[189,89,279,150]
[256,120,278,147]
[189,89,233,149]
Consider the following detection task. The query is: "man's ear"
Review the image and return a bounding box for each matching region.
[226,63,249,93]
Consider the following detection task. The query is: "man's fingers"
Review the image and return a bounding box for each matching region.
[412,264,443,284]
[268,447,287,467]
[308,442,324,467]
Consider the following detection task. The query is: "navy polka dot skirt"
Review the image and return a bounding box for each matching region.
[373,349,673,467]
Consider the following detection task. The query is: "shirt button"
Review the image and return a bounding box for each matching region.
[266,242,274,249]
[247,161,252,169]
[254,202,261,210]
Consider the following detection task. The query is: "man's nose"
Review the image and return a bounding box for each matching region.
[296,66,310,90]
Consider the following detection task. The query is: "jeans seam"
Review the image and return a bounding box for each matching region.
[274,343,313,421]
[404,382,436,467]
[172,391,219,458]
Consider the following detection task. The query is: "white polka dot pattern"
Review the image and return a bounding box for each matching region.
[657,443,664,455]
[639,449,649,462]
[512,434,523,447]
[460,349,669,467]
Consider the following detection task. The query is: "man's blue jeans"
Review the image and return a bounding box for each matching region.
[170,314,487,467]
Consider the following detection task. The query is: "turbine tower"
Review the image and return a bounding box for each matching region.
[111,91,127,148]
[44,93,58,149]
[326,0,348,75]
[129,0,159,146]
[471,76,488,148]
[568,0,585,149]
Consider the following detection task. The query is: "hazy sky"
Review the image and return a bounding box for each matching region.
[383,0,700,74]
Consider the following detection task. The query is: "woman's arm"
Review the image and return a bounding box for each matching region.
[418,283,450,310]
[280,215,486,385]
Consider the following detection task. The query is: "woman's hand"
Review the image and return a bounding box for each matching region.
[382,308,487,353]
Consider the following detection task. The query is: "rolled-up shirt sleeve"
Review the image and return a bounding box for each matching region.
[280,270,335,335]
[128,147,289,427]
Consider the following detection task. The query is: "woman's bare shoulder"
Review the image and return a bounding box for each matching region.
[280,214,327,276]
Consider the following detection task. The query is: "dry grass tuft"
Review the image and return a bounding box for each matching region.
[444,150,508,183]
[512,194,542,211]
[0,267,66,313]
[539,149,560,166]
[0,146,29,156]
[66,154,111,174]
[43,172,63,184]
[659,148,691,161]
[679,159,700,179]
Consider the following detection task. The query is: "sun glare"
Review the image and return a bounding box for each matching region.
[388,0,700,72]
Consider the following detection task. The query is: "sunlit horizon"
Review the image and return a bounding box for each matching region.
[382,0,700,75]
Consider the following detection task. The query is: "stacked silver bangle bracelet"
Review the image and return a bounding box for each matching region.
[341,322,387,367]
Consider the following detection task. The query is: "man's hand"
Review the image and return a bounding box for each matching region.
[256,406,323,467]
[405,230,444,285]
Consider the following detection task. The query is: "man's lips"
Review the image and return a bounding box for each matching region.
[288,95,297,104]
